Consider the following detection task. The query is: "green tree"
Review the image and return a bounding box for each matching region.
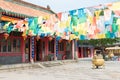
[79,38,119,47]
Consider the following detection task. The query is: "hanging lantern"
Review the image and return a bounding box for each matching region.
[68,40,71,43]
[59,39,62,43]
[49,36,53,41]
[28,30,33,37]
[36,35,40,41]
[22,35,27,40]
[4,33,9,40]
[22,33,27,40]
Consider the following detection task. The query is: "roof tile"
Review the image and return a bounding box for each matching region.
[0,0,52,17]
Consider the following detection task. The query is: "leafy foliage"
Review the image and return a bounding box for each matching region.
[78,38,119,47]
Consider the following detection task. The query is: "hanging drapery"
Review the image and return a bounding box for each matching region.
[1,2,120,40]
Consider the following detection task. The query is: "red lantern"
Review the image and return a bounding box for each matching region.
[59,39,62,43]
[49,36,53,41]
[4,33,9,40]
[28,30,33,37]
[36,35,40,41]
[22,35,27,40]
[22,33,27,40]
[68,40,71,43]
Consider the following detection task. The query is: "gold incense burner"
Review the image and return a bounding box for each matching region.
[92,50,105,69]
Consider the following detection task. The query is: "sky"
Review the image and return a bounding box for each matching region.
[24,0,120,13]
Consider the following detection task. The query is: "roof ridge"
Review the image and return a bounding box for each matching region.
[5,0,55,14]
[0,0,55,17]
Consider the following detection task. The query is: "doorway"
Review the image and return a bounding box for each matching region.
[36,40,41,61]
[36,39,45,61]
[83,47,88,57]
[78,47,82,58]
[42,41,45,61]
[36,39,46,61]
[25,38,30,62]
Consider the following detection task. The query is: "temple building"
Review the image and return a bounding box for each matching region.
[0,0,74,65]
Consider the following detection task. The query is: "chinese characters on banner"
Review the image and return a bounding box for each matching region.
[31,37,34,58]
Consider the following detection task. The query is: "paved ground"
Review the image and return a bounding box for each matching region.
[0,60,120,80]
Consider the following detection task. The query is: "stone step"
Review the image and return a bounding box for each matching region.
[0,60,77,71]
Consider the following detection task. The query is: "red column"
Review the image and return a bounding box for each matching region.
[72,40,74,60]
[90,48,94,57]
[54,38,57,60]
[34,38,36,61]
[77,47,80,58]
[45,38,48,56]
[81,47,83,58]
[21,37,25,63]
[29,37,32,62]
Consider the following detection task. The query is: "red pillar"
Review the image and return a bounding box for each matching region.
[45,38,48,61]
[77,47,79,58]
[81,47,83,58]
[72,40,74,60]
[90,48,94,57]
[29,37,32,62]
[21,37,25,63]
[34,38,36,61]
[54,38,57,60]
[74,45,79,60]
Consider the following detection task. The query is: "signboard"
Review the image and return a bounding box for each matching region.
[31,36,34,58]
[56,38,58,57]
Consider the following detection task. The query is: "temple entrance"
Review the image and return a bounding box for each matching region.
[25,38,30,62]
[36,40,42,61]
[78,47,82,58]
[83,47,89,57]
[36,39,46,61]
[41,41,45,61]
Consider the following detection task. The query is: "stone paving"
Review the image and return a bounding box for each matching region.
[0,61,120,80]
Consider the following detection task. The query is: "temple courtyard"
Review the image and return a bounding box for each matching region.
[0,60,120,80]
